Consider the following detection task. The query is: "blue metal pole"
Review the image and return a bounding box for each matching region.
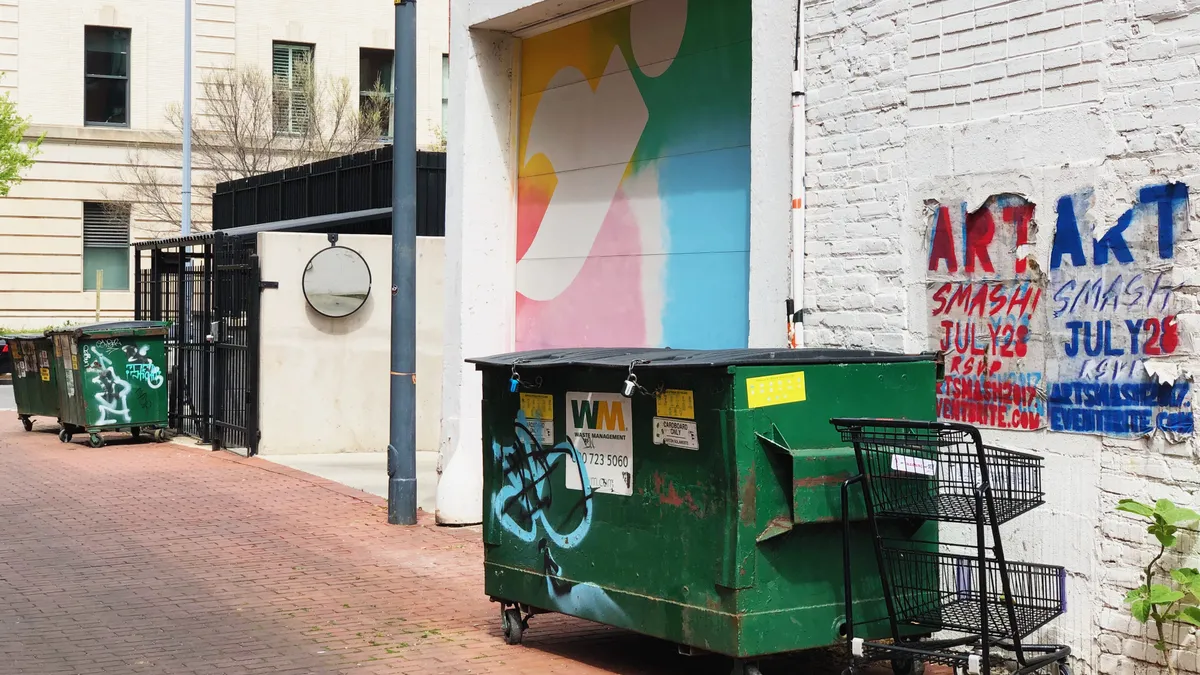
[181,0,194,353]
[388,0,418,525]
[182,0,192,236]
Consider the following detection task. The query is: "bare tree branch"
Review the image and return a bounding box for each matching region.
[116,62,387,234]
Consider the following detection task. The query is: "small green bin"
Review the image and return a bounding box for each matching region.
[5,334,61,431]
[470,348,942,662]
[48,321,171,447]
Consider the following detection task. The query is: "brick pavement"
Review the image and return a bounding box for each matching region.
[0,418,933,675]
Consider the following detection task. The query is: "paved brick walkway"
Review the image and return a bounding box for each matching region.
[0,418,919,675]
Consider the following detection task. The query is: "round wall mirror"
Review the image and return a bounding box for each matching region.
[302,246,372,318]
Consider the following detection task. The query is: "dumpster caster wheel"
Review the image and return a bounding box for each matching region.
[20,417,32,432]
[58,429,72,444]
[152,429,168,443]
[88,433,105,448]
[501,607,525,645]
[130,426,141,438]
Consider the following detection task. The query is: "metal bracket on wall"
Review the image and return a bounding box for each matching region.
[260,280,279,290]
[327,232,339,246]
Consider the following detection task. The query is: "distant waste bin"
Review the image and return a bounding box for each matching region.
[469,348,943,668]
[5,333,60,431]
[48,321,171,448]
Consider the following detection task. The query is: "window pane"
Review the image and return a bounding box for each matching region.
[442,54,449,133]
[273,42,313,134]
[83,248,130,291]
[85,27,130,77]
[359,48,393,95]
[85,77,128,125]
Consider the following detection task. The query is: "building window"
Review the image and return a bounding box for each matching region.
[83,203,131,291]
[84,26,131,127]
[359,48,394,138]
[442,54,449,136]
[273,42,313,135]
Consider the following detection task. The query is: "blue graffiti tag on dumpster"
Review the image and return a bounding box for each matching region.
[491,411,628,622]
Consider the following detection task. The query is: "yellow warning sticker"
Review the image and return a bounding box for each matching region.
[656,389,695,420]
[520,393,554,421]
[519,393,554,445]
[746,371,807,409]
[39,367,50,382]
[71,354,78,370]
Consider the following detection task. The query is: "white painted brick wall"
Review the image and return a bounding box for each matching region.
[805,0,1200,672]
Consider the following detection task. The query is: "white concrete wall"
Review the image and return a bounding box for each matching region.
[257,232,444,456]
[0,0,450,330]
[439,0,796,524]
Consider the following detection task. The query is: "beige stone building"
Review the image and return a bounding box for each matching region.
[0,0,450,330]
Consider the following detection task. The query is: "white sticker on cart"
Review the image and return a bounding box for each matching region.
[565,392,633,496]
[891,453,937,477]
[652,417,699,450]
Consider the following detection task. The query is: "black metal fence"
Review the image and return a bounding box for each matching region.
[211,146,446,236]
[134,232,261,455]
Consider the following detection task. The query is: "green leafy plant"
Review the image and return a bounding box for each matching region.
[1116,498,1200,674]
[0,80,41,196]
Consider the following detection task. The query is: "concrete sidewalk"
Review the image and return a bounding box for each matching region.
[265,450,439,514]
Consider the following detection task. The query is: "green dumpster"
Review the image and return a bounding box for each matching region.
[470,348,941,666]
[5,334,61,431]
[48,321,171,448]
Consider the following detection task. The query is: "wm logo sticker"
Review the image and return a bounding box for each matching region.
[571,399,626,432]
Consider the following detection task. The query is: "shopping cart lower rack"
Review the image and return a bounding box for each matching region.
[832,418,1072,675]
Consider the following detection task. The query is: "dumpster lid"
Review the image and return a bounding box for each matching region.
[1,333,46,340]
[469,348,939,370]
[47,321,170,338]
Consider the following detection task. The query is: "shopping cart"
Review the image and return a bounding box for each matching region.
[831,418,1071,675]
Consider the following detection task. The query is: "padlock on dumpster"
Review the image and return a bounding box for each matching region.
[469,348,943,665]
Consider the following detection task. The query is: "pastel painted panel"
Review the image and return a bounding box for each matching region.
[516,0,751,350]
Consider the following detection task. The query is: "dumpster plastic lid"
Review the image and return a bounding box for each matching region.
[469,348,939,370]
[1,333,47,340]
[46,321,170,337]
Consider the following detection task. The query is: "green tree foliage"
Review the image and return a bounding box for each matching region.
[0,86,41,196]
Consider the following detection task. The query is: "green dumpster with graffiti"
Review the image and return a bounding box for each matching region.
[470,348,941,667]
[48,321,171,448]
[5,333,61,430]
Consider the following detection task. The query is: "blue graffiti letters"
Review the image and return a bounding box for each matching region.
[1049,380,1192,435]
[493,412,593,548]
[1140,182,1188,259]
[1051,183,1188,269]
[1051,195,1087,270]
[1051,273,1172,318]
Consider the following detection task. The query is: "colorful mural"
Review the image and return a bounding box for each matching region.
[516,0,751,349]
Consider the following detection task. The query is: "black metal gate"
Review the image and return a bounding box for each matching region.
[135,232,261,456]
[135,236,214,442]
[211,233,261,455]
